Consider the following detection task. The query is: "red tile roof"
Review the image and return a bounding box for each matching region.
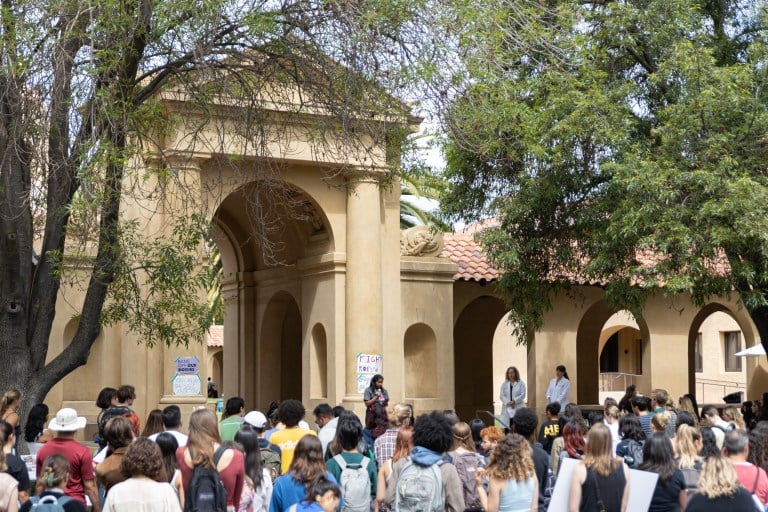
[442,233,500,282]
[207,325,223,347]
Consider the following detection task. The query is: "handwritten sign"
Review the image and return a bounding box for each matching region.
[356,353,382,375]
[176,356,199,374]
[172,374,201,395]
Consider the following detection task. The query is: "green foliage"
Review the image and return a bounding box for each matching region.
[101,214,215,348]
[441,0,768,338]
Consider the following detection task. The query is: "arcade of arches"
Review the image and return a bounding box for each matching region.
[45,93,768,433]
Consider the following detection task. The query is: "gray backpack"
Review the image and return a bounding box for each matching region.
[394,457,444,512]
[333,454,372,512]
[30,495,72,512]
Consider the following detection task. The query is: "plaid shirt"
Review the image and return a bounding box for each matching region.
[374,428,399,466]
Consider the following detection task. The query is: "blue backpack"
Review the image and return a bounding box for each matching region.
[30,494,72,512]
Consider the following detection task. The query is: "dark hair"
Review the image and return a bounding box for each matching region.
[619,415,646,442]
[162,405,182,429]
[676,411,695,430]
[154,432,179,483]
[141,409,165,437]
[639,433,677,486]
[469,418,486,452]
[278,400,306,428]
[556,365,570,380]
[329,411,364,457]
[366,401,389,437]
[749,422,768,470]
[313,403,333,419]
[224,397,245,418]
[96,388,116,410]
[304,476,341,504]
[116,385,135,404]
[545,403,561,416]
[338,416,363,451]
[588,412,604,427]
[0,421,13,445]
[121,437,164,479]
[618,385,637,415]
[235,426,264,489]
[699,427,720,459]
[631,396,651,412]
[104,416,134,449]
[368,374,384,391]
[332,406,345,418]
[412,411,453,454]
[25,403,49,443]
[511,408,538,439]
[556,415,570,438]
[701,405,719,420]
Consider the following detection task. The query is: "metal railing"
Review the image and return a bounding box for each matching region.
[695,378,745,402]
[599,372,639,392]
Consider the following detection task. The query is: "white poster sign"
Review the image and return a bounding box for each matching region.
[549,457,658,512]
[172,373,201,396]
[356,353,382,375]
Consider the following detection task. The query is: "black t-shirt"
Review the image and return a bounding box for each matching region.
[538,420,559,454]
[685,488,757,512]
[648,469,686,512]
[5,452,30,493]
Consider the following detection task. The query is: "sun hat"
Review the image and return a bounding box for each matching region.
[48,408,87,432]
[243,411,268,429]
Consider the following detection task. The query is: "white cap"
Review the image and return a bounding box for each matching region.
[243,411,268,429]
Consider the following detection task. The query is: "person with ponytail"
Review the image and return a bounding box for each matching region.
[20,455,84,512]
[0,390,21,440]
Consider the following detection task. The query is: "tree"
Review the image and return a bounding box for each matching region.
[0,0,440,419]
[439,0,768,349]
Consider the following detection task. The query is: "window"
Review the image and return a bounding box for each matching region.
[695,333,703,373]
[724,332,742,372]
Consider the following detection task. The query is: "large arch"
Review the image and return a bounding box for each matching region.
[259,291,303,403]
[453,295,507,422]
[576,301,650,404]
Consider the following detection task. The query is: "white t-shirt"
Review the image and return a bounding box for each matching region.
[148,430,188,447]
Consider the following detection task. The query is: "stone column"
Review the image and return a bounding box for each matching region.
[158,155,208,409]
[344,175,383,408]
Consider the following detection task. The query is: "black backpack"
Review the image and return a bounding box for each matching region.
[184,446,228,512]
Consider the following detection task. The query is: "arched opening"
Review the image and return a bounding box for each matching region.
[492,315,528,411]
[688,305,750,403]
[404,323,438,398]
[598,312,643,402]
[577,303,650,405]
[310,323,328,399]
[453,295,507,422]
[260,291,303,403]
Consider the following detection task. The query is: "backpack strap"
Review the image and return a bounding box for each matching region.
[57,495,72,507]
[360,456,370,469]
[213,445,227,467]
[333,454,347,470]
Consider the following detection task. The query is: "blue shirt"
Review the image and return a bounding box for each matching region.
[269,471,339,512]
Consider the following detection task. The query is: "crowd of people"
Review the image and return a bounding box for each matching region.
[0,371,767,511]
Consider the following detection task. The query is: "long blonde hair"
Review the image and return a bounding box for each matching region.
[0,390,20,417]
[187,409,222,468]
[697,455,741,499]
[487,434,534,482]
[584,423,619,477]
[674,424,702,470]
[722,406,746,430]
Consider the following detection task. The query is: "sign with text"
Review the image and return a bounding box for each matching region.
[175,356,199,374]
[356,353,382,375]
[172,374,201,396]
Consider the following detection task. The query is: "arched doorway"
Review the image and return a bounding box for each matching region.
[260,291,303,402]
[453,295,507,422]
[576,302,650,404]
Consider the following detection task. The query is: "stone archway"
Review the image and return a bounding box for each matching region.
[576,302,650,405]
[453,295,507,422]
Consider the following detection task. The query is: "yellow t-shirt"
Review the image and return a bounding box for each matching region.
[268,427,317,474]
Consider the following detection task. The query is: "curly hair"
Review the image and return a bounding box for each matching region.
[619,415,646,442]
[511,408,538,439]
[723,406,746,429]
[278,400,306,428]
[748,421,768,470]
[451,422,476,452]
[412,411,453,454]
[479,426,504,444]
[121,437,164,479]
[697,455,742,499]
[487,434,534,482]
